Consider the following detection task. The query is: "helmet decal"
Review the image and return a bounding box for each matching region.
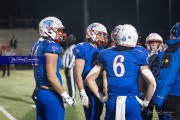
[122,36,126,41]
[43,20,53,32]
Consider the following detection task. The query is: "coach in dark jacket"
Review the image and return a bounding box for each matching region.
[154,22,180,120]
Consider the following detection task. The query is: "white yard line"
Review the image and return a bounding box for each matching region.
[0,105,16,120]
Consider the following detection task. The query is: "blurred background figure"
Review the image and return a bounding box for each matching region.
[137,33,142,46]
[9,36,18,49]
[1,46,14,77]
[1,44,7,55]
[62,34,77,103]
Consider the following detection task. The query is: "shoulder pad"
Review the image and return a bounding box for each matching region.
[161,54,171,68]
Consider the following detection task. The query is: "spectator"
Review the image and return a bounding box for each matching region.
[2,46,14,77]
[9,36,17,49]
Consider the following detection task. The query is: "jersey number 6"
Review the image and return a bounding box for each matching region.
[113,55,125,77]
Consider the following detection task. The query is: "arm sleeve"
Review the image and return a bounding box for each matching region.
[136,52,148,65]
[134,46,149,65]
[44,43,62,55]
[73,45,86,60]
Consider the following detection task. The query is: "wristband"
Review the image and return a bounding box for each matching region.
[143,99,150,107]
[80,89,86,95]
[61,92,69,99]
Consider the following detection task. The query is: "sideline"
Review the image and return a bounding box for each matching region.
[0,105,16,120]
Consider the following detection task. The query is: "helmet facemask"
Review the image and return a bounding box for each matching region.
[53,28,67,43]
[149,44,159,55]
[145,33,163,55]
[95,31,108,46]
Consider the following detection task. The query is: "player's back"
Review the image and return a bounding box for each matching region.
[99,46,148,97]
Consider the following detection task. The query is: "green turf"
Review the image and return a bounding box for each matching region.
[0,69,105,120]
[0,69,158,120]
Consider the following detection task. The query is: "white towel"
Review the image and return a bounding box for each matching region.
[116,96,127,120]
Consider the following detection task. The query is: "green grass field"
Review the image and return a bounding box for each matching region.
[0,69,158,120]
[0,69,106,120]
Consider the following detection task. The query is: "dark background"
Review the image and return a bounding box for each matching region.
[1,0,180,46]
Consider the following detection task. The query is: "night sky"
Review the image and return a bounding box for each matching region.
[1,0,180,45]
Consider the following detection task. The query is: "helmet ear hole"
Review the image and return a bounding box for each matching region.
[90,32,93,35]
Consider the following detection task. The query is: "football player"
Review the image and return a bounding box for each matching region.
[31,16,74,120]
[86,24,156,120]
[140,33,164,120]
[73,22,108,120]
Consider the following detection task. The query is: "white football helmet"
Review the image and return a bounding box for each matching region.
[86,23,108,46]
[111,24,138,47]
[39,16,66,42]
[111,25,123,45]
[145,33,163,53]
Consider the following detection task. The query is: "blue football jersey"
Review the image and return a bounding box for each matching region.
[31,39,63,87]
[73,42,103,80]
[98,46,148,97]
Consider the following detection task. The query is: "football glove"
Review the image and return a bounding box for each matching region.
[61,92,75,106]
[135,96,150,111]
[96,92,108,103]
[79,89,90,108]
